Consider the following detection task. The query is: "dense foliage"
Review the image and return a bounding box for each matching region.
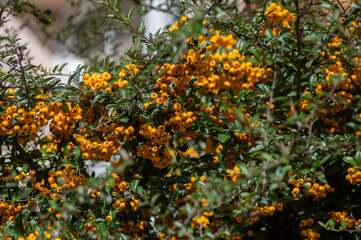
[1,0,361,239]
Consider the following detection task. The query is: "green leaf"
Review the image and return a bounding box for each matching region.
[183,87,192,101]
[113,0,119,10]
[321,3,332,9]
[174,177,190,183]
[97,1,110,7]
[356,152,361,165]
[75,146,82,163]
[125,200,132,213]
[49,200,59,210]
[327,219,335,229]
[84,219,97,226]
[177,95,183,105]
[346,122,359,129]
[29,150,42,159]
[170,190,178,202]
[118,233,131,239]
[103,55,110,72]
[213,22,223,30]
[199,153,213,163]
[301,168,310,174]
[60,102,69,113]
[343,156,357,165]
[99,222,106,235]
[106,14,118,19]
[237,163,250,176]
[63,230,74,239]
[129,179,140,191]
[93,94,102,106]
[249,145,264,153]
[316,171,326,183]
[265,29,275,39]
[252,48,260,60]
[305,59,313,68]
[178,144,188,152]
[341,220,348,230]
[320,155,331,164]
[216,114,229,125]
[22,211,30,231]
[217,133,228,143]
[218,153,226,172]
[104,184,112,195]
[199,112,214,123]
[108,107,117,118]
[302,34,318,43]
[73,65,81,87]
[257,83,270,92]
[3,229,24,238]
[127,6,135,21]
[198,41,213,50]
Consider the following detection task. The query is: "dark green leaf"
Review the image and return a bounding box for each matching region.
[343,156,357,165]
[99,222,106,235]
[3,229,24,238]
[198,41,213,50]
[174,177,190,183]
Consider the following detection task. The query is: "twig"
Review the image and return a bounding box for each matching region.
[294,0,302,101]
[266,70,277,127]
[12,41,30,99]
[244,0,252,18]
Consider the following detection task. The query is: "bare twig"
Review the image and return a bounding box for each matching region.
[294,0,302,101]
[244,0,252,18]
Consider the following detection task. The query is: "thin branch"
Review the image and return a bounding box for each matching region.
[294,0,302,101]
[11,39,30,99]
[244,0,252,18]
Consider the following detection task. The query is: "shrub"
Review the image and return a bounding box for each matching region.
[1,0,361,239]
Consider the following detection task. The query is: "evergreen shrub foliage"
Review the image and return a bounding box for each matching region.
[1,0,361,239]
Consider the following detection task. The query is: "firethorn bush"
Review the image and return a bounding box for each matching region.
[1,0,361,239]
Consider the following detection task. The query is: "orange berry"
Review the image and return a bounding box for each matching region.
[174,103,181,111]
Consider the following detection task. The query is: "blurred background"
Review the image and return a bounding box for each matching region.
[2,0,173,75]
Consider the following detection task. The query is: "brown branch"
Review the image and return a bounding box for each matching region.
[244,0,252,18]
[294,0,302,101]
